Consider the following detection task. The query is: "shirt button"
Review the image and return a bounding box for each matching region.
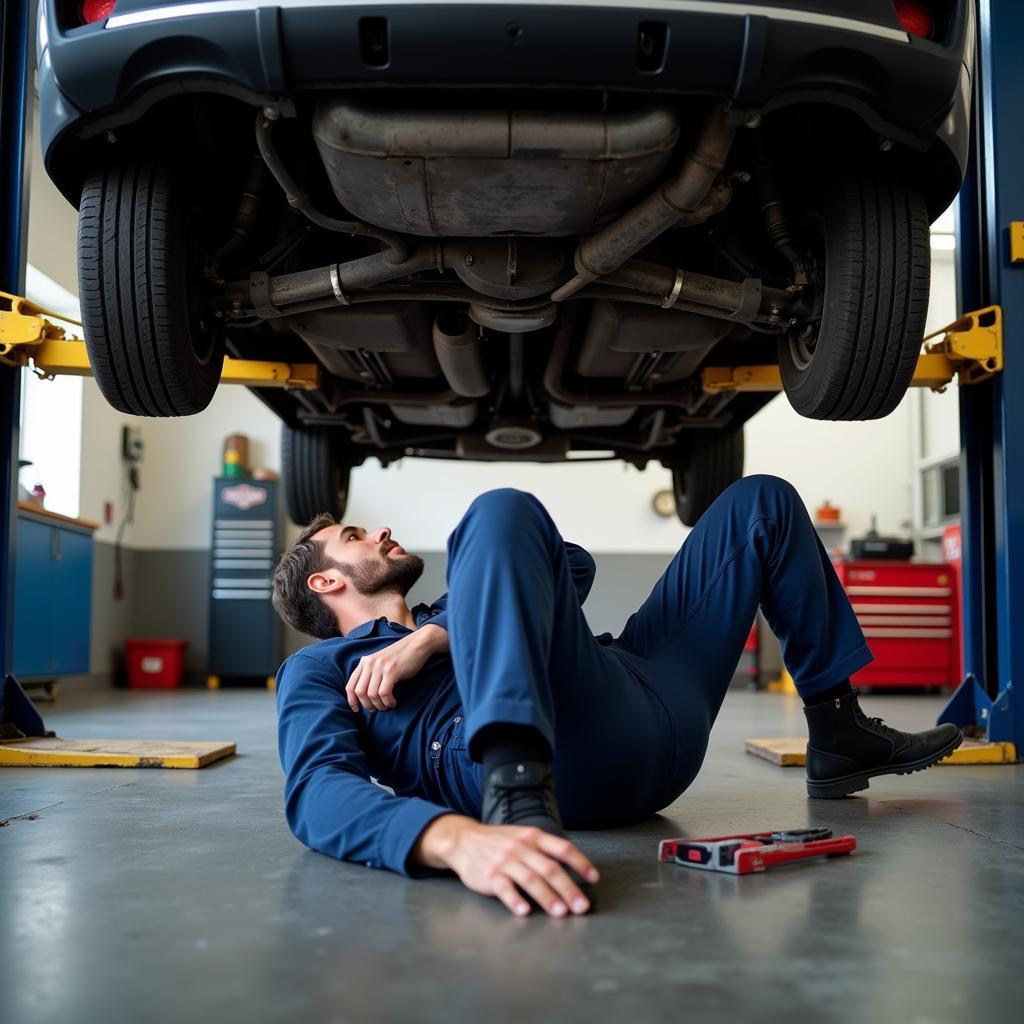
[454,716,462,724]
[431,741,441,751]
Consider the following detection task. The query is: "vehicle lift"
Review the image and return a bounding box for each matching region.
[0,291,1001,399]
[1,0,1021,760]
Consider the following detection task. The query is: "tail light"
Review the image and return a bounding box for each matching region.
[81,0,117,24]
[893,1,936,38]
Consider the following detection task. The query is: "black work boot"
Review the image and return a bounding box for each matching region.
[481,760,564,833]
[804,690,963,798]
[481,761,597,907]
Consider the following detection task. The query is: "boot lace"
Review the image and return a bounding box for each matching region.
[851,695,899,737]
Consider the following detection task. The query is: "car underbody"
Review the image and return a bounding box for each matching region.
[230,93,802,463]
[40,0,972,522]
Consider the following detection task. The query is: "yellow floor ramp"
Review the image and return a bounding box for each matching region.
[1,675,235,769]
[745,736,1018,766]
[0,737,236,769]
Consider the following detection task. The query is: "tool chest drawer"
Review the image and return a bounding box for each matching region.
[834,561,960,688]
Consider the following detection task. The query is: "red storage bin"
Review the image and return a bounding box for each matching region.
[834,561,959,688]
[125,639,188,689]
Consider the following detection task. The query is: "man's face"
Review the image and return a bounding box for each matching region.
[313,523,424,598]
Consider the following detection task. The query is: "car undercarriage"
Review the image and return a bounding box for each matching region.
[41,2,970,525]
[72,88,939,522]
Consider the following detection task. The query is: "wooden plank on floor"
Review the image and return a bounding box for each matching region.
[744,737,1017,767]
[0,737,236,769]
[744,738,807,765]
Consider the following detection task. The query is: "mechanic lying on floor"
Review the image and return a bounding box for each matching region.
[271,477,962,917]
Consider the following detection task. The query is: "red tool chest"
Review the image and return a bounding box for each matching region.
[834,561,960,688]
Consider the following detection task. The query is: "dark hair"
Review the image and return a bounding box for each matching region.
[272,513,344,639]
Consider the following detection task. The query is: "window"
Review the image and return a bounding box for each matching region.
[921,457,960,528]
[17,265,83,519]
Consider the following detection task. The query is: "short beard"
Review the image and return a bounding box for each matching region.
[337,552,425,598]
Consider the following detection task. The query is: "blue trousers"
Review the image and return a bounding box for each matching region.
[444,476,873,828]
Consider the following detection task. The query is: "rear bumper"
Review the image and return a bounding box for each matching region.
[40,0,972,209]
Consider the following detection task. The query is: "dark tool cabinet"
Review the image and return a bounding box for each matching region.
[206,479,281,687]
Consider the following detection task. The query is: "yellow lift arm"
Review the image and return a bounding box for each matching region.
[702,306,1004,395]
[0,291,320,391]
[0,290,1003,398]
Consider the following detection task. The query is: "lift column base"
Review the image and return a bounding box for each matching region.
[938,672,1017,750]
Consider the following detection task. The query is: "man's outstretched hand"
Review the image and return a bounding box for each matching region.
[412,815,599,917]
[346,623,449,712]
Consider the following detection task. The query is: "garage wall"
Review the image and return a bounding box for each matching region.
[915,246,961,465]
[118,385,915,555]
[26,103,78,296]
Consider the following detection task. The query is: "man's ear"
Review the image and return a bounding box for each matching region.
[308,571,345,596]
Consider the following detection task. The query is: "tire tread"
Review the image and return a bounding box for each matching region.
[78,161,223,416]
[780,165,930,420]
[282,425,351,525]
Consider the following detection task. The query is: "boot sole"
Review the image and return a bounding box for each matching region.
[806,731,964,799]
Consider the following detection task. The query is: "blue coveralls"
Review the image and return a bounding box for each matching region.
[276,475,873,876]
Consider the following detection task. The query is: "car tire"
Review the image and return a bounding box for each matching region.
[779,166,930,420]
[78,161,224,416]
[671,428,744,527]
[282,425,352,525]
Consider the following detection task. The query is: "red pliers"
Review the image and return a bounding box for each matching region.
[659,827,856,875]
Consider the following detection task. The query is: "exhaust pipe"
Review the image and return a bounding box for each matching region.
[432,310,490,398]
[263,245,442,309]
[552,105,737,302]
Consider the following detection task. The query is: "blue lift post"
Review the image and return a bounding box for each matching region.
[942,0,1023,752]
[0,0,30,686]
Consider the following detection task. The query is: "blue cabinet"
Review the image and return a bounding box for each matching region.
[12,504,96,679]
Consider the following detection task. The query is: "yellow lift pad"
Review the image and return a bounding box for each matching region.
[744,736,1018,767]
[0,737,236,769]
[702,306,1004,395]
[0,290,320,390]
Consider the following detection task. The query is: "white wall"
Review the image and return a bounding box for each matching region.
[344,457,681,553]
[126,388,282,549]
[332,393,906,550]
[910,246,961,552]
[72,340,927,554]
[19,268,83,518]
[745,394,914,541]
[26,102,78,295]
[78,387,145,545]
[22,104,87,521]
[916,247,961,463]
[118,381,916,554]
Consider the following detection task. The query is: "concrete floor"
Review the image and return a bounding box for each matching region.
[2,687,1022,1024]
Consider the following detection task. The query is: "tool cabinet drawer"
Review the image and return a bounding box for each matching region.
[835,561,959,688]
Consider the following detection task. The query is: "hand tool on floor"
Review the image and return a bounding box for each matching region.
[659,827,856,875]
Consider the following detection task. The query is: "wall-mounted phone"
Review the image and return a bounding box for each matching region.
[122,425,144,464]
[122,425,143,492]
[114,425,144,600]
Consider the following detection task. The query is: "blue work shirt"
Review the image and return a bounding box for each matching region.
[275,543,598,877]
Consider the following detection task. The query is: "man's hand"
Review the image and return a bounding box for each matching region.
[412,815,599,917]
[346,624,449,712]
